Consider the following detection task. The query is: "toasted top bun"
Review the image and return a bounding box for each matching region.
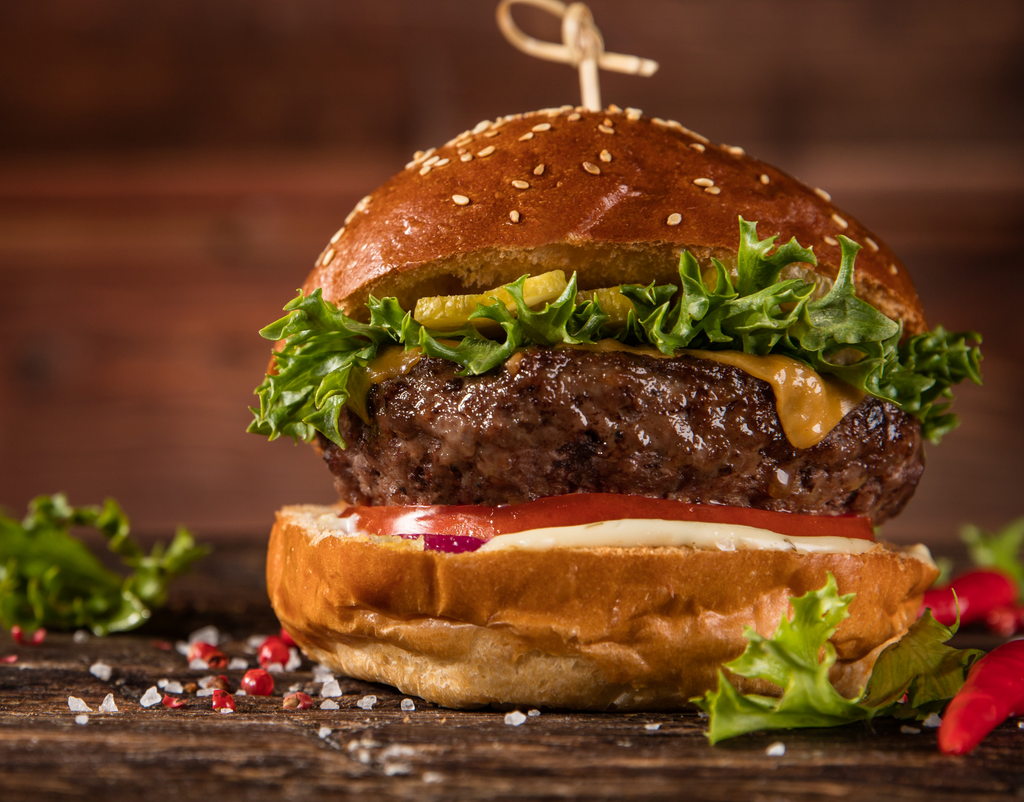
[306,106,925,335]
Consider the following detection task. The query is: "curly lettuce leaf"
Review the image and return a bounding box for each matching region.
[249,218,982,448]
[0,494,208,635]
[693,575,981,743]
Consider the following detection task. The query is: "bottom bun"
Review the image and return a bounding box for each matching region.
[267,505,938,711]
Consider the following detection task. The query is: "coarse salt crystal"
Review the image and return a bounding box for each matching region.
[424,772,444,784]
[74,714,89,725]
[227,657,249,671]
[89,662,112,682]
[320,700,340,711]
[356,695,377,710]
[1018,720,1024,729]
[246,634,267,652]
[527,709,541,717]
[164,681,183,694]
[188,625,220,646]
[923,713,943,728]
[175,640,190,656]
[504,710,527,726]
[312,665,334,683]
[321,679,342,698]
[901,725,921,735]
[401,698,416,712]
[99,694,119,713]
[384,763,412,776]
[218,707,234,714]
[139,687,162,707]
[265,662,285,674]
[285,648,302,672]
[318,726,333,739]
[68,696,92,713]
[196,688,215,697]
[765,741,786,757]
[73,630,90,644]
[644,723,661,731]
[235,690,246,697]
[189,659,209,670]
[198,675,221,689]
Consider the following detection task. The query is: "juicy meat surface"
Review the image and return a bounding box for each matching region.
[320,348,925,524]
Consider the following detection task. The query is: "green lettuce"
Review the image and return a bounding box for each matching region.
[693,574,982,743]
[249,218,981,447]
[0,494,208,635]
[962,517,1024,597]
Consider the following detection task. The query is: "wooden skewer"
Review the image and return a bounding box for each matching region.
[496,0,658,112]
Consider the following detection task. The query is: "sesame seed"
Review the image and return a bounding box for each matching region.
[533,164,545,175]
[723,145,745,156]
[831,213,849,229]
[413,150,425,160]
[667,213,682,226]
[760,174,770,185]
[477,146,496,157]
[460,153,473,162]
[329,227,345,244]
[652,117,667,126]
[598,125,615,134]
[625,107,643,120]
[419,165,432,176]
[484,130,500,138]
[457,147,467,154]
[704,186,721,195]
[472,120,491,134]
[509,210,520,223]
[603,118,614,127]
[607,104,622,113]
[421,148,435,161]
[866,237,879,252]
[519,132,534,141]
[689,143,706,153]
[321,247,335,266]
[434,158,450,167]
[452,194,470,206]
[599,150,612,162]
[814,187,832,202]
[344,209,358,224]
[567,113,581,121]
[824,236,839,246]
[511,180,530,189]
[405,161,416,170]
[667,120,685,133]
[693,178,715,187]
[424,155,440,167]
[582,161,601,175]
[532,123,552,132]
[889,263,899,275]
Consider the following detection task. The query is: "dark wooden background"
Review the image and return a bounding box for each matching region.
[1,0,1022,552]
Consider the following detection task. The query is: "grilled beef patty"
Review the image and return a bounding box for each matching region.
[320,348,924,524]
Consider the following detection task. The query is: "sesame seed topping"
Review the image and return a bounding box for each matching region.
[667,213,682,226]
[321,247,335,266]
[413,150,425,160]
[511,179,530,189]
[667,120,685,133]
[704,186,721,195]
[419,165,432,176]
[405,161,416,170]
[460,153,473,162]
[607,104,622,113]
[344,210,357,225]
[598,125,615,135]
[625,108,643,120]
[814,187,832,202]
[889,263,899,275]
[693,178,715,187]
[434,158,450,167]
[866,237,879,252]
[582,161,601,175]
[423,155,440,167]
[760,174,770,185]
[831,213,849,229]
[533,164,545,175]
[421,148,436,161]
[509,210,521,223]
[477,146,496,157]
[824,236,839,246]
[472,120,491,134]
[652,117,667,126]
[689,143,705,153]
[532,123,552,132]
[603,118,614,127]
[723,145,745,156]
[567,112,581,121]
[329,227,345,244]
[484,130,500,138]
[452,194,470,206]
[519,132,534,141]
[600,149,612,162]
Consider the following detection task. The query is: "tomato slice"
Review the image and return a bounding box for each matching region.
[339,494,875,543]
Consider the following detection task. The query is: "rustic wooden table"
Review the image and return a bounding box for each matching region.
[1,541,1021,802]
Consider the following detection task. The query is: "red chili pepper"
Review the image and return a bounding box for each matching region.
[211,690,235,712]
[187,641,228,669]
[1,654,17,664]
[11,626,46,646]
[984,605,1024,638]
[282,692,313,710]
[257,636,290,669]
[921,569,1018,626]
[938,640,1024,755]
[162,694,187,709]
[279,628,298,648]
[241,668,274,696]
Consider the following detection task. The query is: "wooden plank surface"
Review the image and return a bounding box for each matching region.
[1,541,1022,802]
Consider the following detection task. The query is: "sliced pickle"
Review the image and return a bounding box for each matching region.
[414,271,568,330]
[576,287,635,326]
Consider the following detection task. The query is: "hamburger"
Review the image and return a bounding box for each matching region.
[249,106,981,710]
